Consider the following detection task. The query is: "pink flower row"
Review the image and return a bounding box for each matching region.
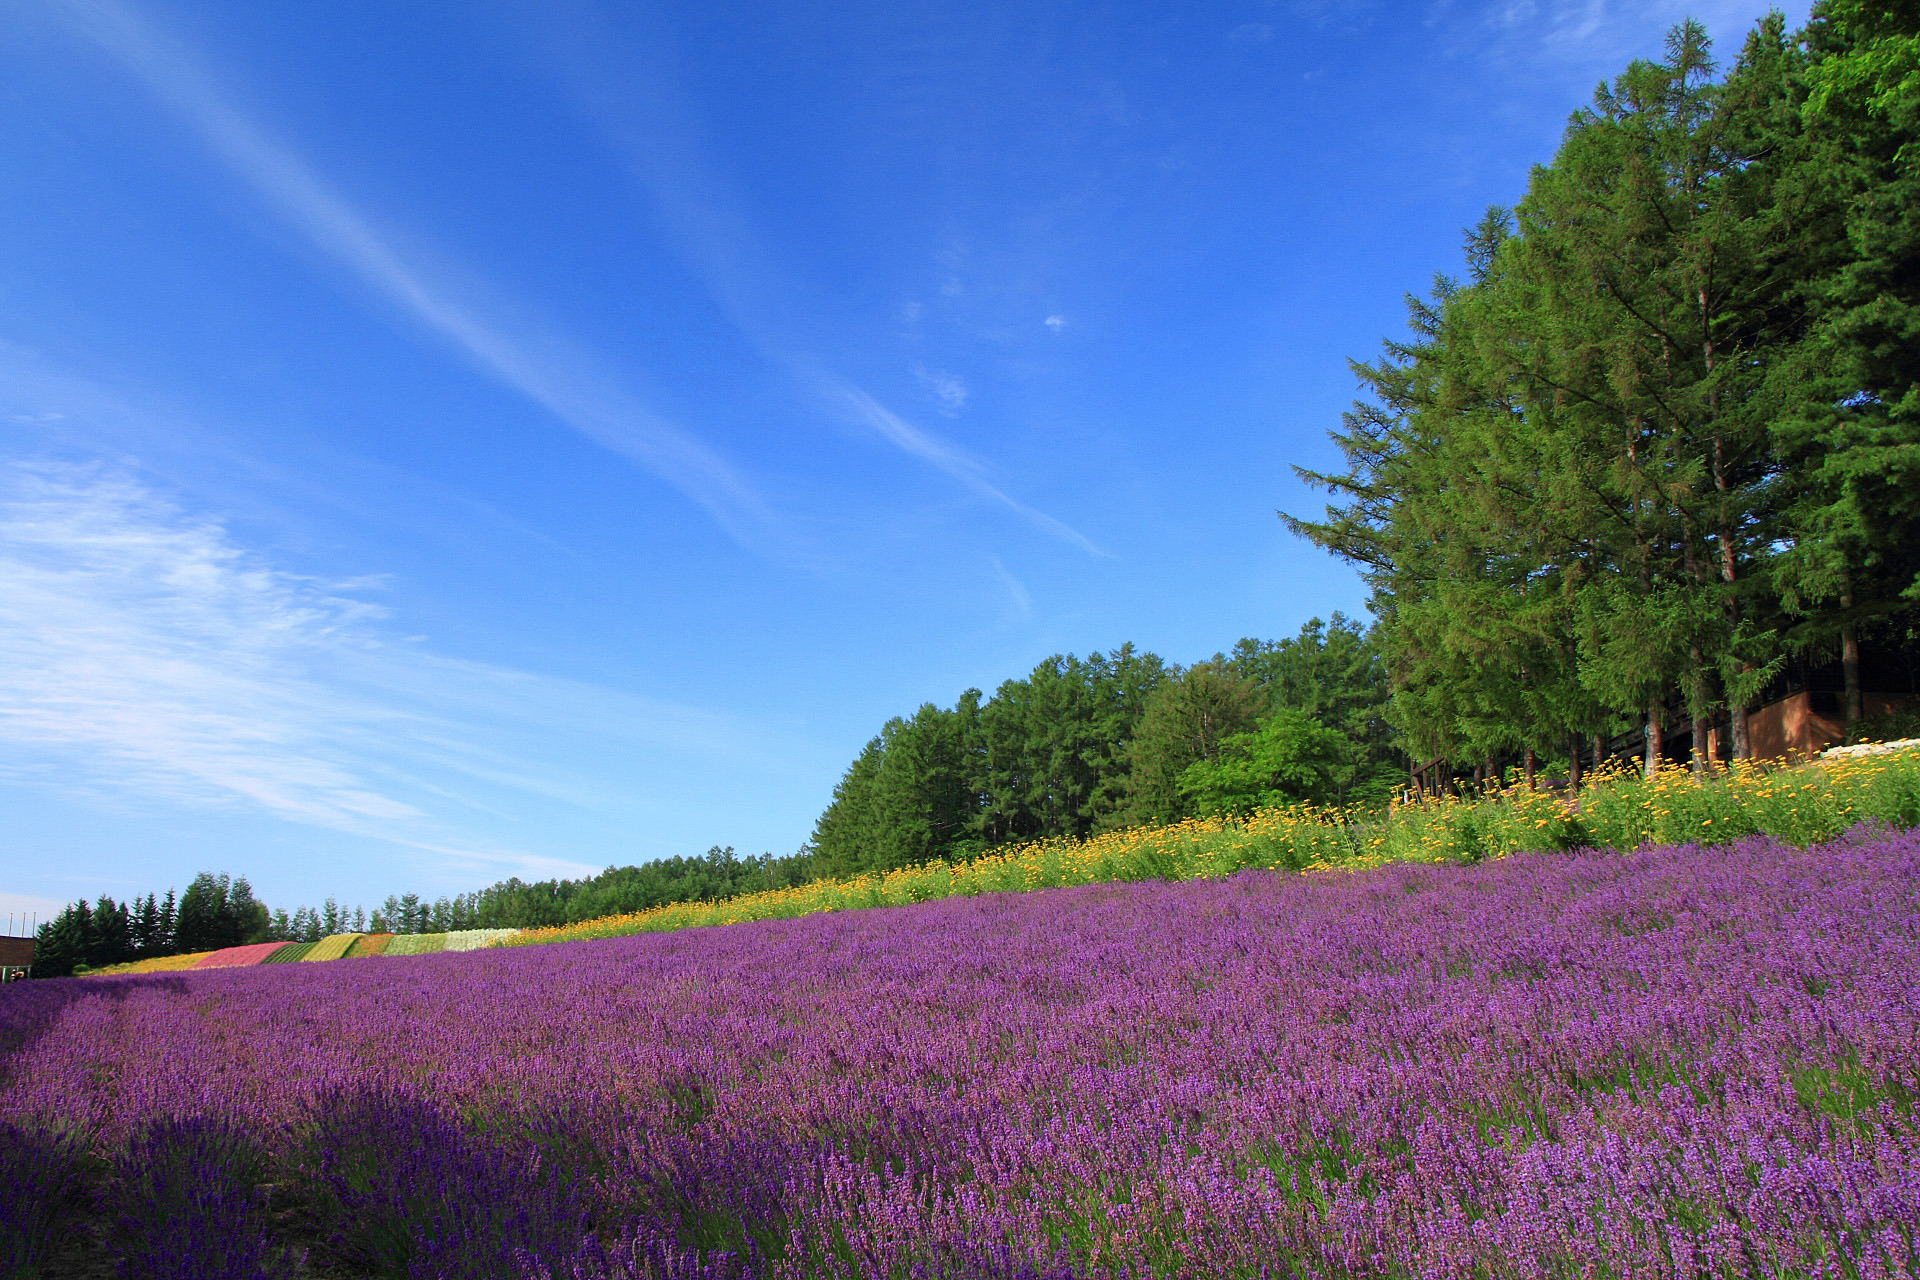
[191,942,290,969]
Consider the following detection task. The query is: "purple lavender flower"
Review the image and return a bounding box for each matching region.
[0,1120,89,1275]
[110,1116,289,1280]
[3,832,1917,1276]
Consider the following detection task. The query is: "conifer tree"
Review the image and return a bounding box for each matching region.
[1765,0,1920,722]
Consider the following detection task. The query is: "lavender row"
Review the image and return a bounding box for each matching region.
[3,829,1918,1277]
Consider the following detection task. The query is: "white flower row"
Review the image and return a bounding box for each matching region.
[1821,738,1920,759]
[442,928,520,952]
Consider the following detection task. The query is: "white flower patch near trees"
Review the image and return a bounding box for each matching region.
[442,929,518,952]
[1822,740,1920,759]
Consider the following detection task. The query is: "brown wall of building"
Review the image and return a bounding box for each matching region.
[1747,691,1914,761]
[0,937,36,967]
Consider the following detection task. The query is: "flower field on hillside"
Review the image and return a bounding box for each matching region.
[509,746,1920,947]
[443,927,519,951]
[302,933,361,962]
[4,829,1917,1278]
[86,929,493,975]
[190,941,290,970]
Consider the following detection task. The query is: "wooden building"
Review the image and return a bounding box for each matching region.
[0,935,34,980]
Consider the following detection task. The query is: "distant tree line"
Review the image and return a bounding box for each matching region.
[1288,6,1920,780]
[804,617,1402,879]
[28,850,818,976]
[448,846,816,929]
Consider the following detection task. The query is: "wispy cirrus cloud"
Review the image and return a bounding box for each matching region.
[1451,0,1807,71]
[47,0,785,555]
[0,462,789,880]
[517,2,1102,555]
[912,363,970,414]
[825,382,1104,557]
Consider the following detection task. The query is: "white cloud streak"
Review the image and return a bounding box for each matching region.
[1461,0,1809,72]
[0,463,783,879]
[825,382,1105,557]
[522,4,1102,554]
[912,363,970,413]
[49,0,783,553]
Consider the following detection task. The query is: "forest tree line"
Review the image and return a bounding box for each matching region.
[805,616,1401,879]
[1288,4,1920,780]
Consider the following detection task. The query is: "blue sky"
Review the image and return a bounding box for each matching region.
[0,0,1803,923]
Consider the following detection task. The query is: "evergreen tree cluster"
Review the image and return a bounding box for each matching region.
[266,898,368,943]
[31,874,269,978]
[806,619,1400,878]
[1288,5,1920,777]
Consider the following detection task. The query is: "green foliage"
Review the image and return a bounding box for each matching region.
[811,701,974,878]
[454,846,817,930]
[969,644,1169,844]
[809,645,1173,876]
[1179,709,1350,815]
[1767,0,1920,658]
[808,624,1408,875]
[33,894,158,977]
[1223,614,1404,802]
[1286,6,1920,772]
[1112,662,1263,828]
[173,872,270,953]
[1847,705,1920,745]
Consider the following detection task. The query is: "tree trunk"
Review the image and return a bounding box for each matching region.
[1568,734,1583,791]
[1731,670,1751,760]
[1645,702,1663,778]
[1689,650,1711,775]
[1524,747,1537,790]
[1841,586,1862,727]
[1592,733,1606,774]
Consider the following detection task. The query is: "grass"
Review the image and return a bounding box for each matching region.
[503,744,1920,949]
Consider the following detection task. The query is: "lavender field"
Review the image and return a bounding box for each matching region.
[5,832,1919,1279]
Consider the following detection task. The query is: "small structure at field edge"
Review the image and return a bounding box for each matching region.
[0,935,35,981]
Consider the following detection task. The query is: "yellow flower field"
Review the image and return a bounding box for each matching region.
[504,744,1920,949]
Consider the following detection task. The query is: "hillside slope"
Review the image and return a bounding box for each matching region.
[4,829,1917,1276]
